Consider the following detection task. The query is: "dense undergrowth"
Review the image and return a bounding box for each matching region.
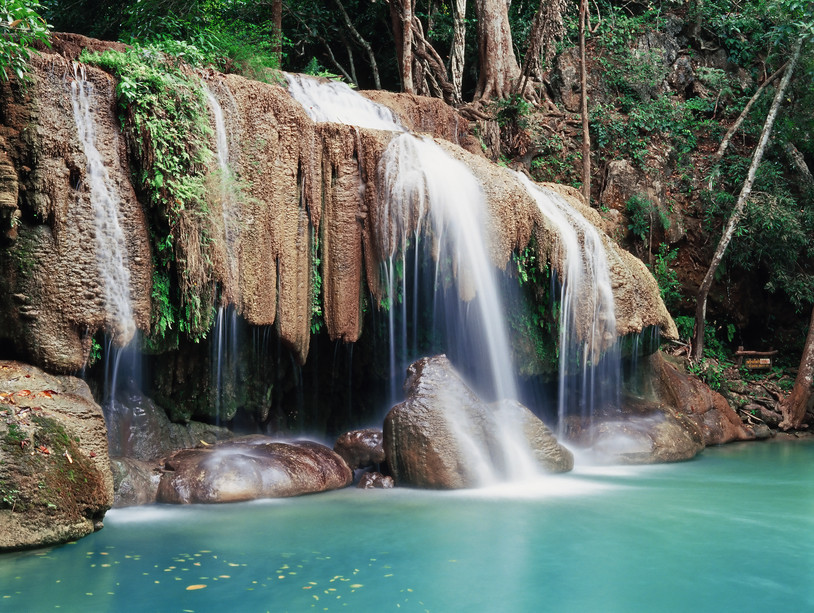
[82,45,217,350]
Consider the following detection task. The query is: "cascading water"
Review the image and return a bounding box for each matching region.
[70,63,139,409]
[69,63,135,345]
[202,82,240,291]
[211,305,239,426]
[515,173,621,437]
[286,75,540,482]
[284,73,405,131]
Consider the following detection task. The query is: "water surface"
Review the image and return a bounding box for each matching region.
[2,441,812,612]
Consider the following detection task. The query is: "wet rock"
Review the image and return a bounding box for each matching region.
[654,353,754,446]
[156,436,352,504]
[383,355,572,489]
[357,472,394,489]
[589,413,704,464]
[106,388,233,461]
[0,360,113,550]
[110,457,161,507]
[334,428,385,470]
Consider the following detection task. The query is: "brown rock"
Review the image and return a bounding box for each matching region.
[0,360,113,550]
[334,428,385,470]
[156,436,352,504]
[654,353,754,445]
[383,355,572,489]
[357,472,394,489]
[0,52,151,372]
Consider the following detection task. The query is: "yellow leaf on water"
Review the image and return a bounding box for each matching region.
[186,584,207,591]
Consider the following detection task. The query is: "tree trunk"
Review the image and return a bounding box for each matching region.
[692,37,803,361]
[402,0,414,94]
[779,304,814,430]
[334,0,381,89]
[579,0,590,204]
[389,0,415,93]
[473,0,520,100]
[449,0,467,103]
[516,0,566,96]
[271,0,283,66]
[709,62,788,174]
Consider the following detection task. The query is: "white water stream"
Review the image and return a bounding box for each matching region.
[286,75,540,482]
[202,82,240,292]
[70,63,135,345]
[515,173,620,433]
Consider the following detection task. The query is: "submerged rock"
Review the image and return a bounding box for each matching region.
[357,472,394,489]
[383,355,572,489]
[334,428,386,470]
[156,436,352,504]
[0,361,113,551]
[588,413,705,464]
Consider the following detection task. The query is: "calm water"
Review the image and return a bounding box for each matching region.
[2,441,812,612]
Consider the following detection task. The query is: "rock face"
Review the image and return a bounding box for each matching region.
[383,355,573,488]
[0,36,677,383]
[333,428,386,470]
[156,436,352,504]
[106,389,233,462]
[653,353,754,446]
[583,351,753,464]
[0,361,113,550]
[0,50,152,372]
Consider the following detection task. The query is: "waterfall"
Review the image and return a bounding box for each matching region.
[69,63,135,345]
[380,134,518,401]
[211,305,239,426]
[287,75,540,481]
[284,73,405,131]
[515,173,621,436]
[202,81,240,294]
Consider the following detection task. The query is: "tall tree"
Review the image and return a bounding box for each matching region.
[692,36,804,360]
[449,0,466,103]
[778,304,814,430]
[473,0,520,100]
[516,0,566,97]
[389,0,414,93]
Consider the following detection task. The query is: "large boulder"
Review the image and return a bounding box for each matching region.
[0,361,113,551]
[582,351,753,464]
[383,355,572,489]
[156,436,352,504]
[588,412,705,464]
[333,428,386,470]
[653,353,754,445]
[106,389,233,461]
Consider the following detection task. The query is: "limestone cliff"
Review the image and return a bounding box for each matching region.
[0,51,151,372]
[0,35,675,378]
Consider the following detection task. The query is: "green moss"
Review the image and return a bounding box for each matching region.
[82,45,216,347]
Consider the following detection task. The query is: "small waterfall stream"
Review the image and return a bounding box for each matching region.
[202,82,240,292]
[69,63,135,345]
[515,174,621,436]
